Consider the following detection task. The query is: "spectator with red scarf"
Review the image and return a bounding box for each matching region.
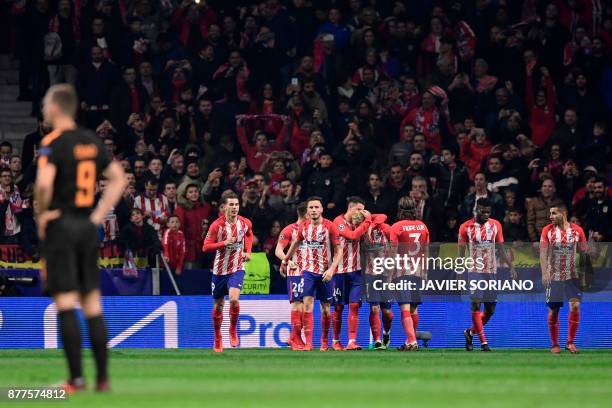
[400,89,452,154]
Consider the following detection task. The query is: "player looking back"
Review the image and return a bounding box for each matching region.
[275,202,309,351]
[540,206,590,354]
[284,197,343,351]
[331,196,372,351]
[390,196,430,351]
[459,197,515,352]
[203,192,253,353]
[36,84,127,393]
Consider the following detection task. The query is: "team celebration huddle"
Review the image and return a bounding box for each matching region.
[203,193,590,354]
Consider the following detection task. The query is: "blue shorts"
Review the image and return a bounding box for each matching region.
[546,278,582,308]
[468,272,497,303]
[369,301,393,310]
[395,275,423,306]
[287,275,304,303]
[211,270,245,299]
[302,271,334,303]
[333,271,362,305]
[364,274,394,305]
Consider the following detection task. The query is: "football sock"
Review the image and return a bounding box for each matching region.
[348,303,360,342]
[321,313,331,342]
[548,312,559,346]
[58,310,83,381]
[401,310,416,343]
[303,312,314,345]
[382,310,393,333]
[212,308,223,338]
[86,315,108,383]
[369,310,381,342]
[332,304,344,340]
[568,310,580,343]
[471,311,487,344]
[411,312,419,332]
[229,303,240,334]
[290,310,300,343]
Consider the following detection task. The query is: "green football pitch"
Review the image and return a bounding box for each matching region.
[0,349,611,408]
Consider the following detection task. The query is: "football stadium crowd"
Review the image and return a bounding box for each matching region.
[2,0,612,282]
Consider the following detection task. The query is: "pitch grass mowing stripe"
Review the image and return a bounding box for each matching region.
[0,349,611,408]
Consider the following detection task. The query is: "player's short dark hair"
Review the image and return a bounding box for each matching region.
[476,197,492,208]
[45,84,78,117]
[347,196,364,206]
[551,205,568,214]
[297,202,308,218]
[306,196,323,206]
[0,168,12,177]
[167,214,180,223]
[0,141,12,149]
[220,191,239,205]
[131,208,143,216]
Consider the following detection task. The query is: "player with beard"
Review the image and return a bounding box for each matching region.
[284,197,343,351]
[540,206,590,354]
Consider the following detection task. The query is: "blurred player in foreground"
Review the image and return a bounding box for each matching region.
[284,197,343,351]
[275,202,308,350]
[390,197,430,351]
[459,198,515,352]
[203,192,253,352]
[36,84,127,392]
[540,206,590,354]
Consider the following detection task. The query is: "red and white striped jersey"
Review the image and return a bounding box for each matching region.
[540,223,587,281]
[362,222,391,276]
[458,218,504,274]
[101,210,119,242]
[133,193,170,235]
[203,215,253,276]
[390,220,430,277]
[296,218,341,274]
[333,215,371,273]
[278,222,307,277]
